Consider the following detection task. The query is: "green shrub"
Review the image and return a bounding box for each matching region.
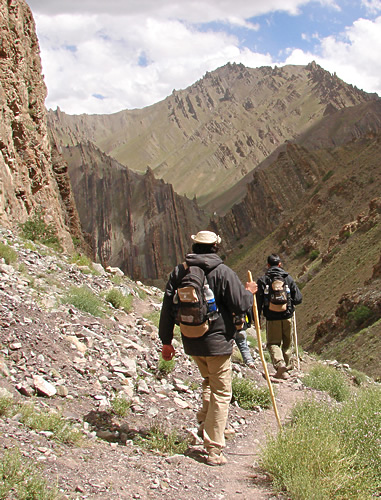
[0,448,58,499]
[62,286,105,317]
[232,348,244,364]
[302,364,351,402]
[295,247,307,258]
[261,387,381,499]
[110,275,123,285]
[136,287,147,299]
[350,368,368,386]
[144,310,161,327]
[187,380,199,391]
[232,377,271,410]
[70,252,92,267]
[0,397,81,445]
[134,421,190,455]
[346,305,372,328]
[0,395,14,417]
[19,208,61,250]
[0,242,17,264]
[158,355,176,374]
[309,249,320,261]
[111,395,132,417]
[105,288,133,312]
[322,170,334,181]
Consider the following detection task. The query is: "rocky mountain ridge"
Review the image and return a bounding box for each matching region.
[47,62,379,213]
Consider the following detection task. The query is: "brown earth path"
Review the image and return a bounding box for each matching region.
[55,371,307,500]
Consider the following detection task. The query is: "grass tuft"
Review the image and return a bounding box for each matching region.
[18,208,62,251]
[0,448,58,499]
[232,377,271,410]
[158,355,176,374]
[0,395,14,417]
[261,387,381,499]
[62,285,105,317]
[111,394,132,417]
[135,421,190,455]
[0,396,82,445]
[17,402,82,445]
[105,288,133,312]
[0,242,17,265]
[302,364,351,401]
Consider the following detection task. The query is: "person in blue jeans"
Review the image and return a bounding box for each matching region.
[234,314,256,368]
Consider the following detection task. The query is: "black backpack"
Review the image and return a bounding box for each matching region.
[265,276,290,312]
[174,265,211,338]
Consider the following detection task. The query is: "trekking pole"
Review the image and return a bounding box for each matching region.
[293,311,300,371]
[248,271,281,430]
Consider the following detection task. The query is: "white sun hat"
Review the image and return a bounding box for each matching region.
[191,231,221,244]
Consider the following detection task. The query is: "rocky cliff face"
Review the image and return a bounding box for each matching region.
[61,142,208,284]
[0,0,80,250]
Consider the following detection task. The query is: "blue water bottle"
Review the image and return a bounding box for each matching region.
[204,284,218,320]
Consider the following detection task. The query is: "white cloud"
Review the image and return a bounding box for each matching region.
[28,0,314,18]
[361,0,381,14]
[285,16,381,94]
[35,11,274,114]
[28,1,381,114]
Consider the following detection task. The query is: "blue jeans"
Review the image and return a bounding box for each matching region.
[234,330,254,364]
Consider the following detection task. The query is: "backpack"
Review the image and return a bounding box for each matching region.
[174,265,213,338]
[266,276,289,312]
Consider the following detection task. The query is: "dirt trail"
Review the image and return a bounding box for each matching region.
[201,375,305,500]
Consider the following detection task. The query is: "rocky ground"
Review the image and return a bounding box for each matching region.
[0,226,358,499]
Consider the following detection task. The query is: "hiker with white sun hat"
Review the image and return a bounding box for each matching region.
[159,230,257,466]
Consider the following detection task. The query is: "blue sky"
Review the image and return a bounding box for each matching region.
[26,0,381,114]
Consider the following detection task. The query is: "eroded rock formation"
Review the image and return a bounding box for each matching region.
[0,0,80,250]
[61,143,208,283]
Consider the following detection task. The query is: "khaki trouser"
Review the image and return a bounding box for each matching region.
[192,355,232,452]
[266,318,292,369]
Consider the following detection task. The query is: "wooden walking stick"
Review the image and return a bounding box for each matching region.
[248,271,282,430]
[293,311,300,371]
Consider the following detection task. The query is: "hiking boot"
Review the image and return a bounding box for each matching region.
[245,361,256,369]
[206,451,227,466]
[274,365,289,380]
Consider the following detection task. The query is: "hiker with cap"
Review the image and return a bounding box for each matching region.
[159,230,257,466]
[256,254,302,379]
